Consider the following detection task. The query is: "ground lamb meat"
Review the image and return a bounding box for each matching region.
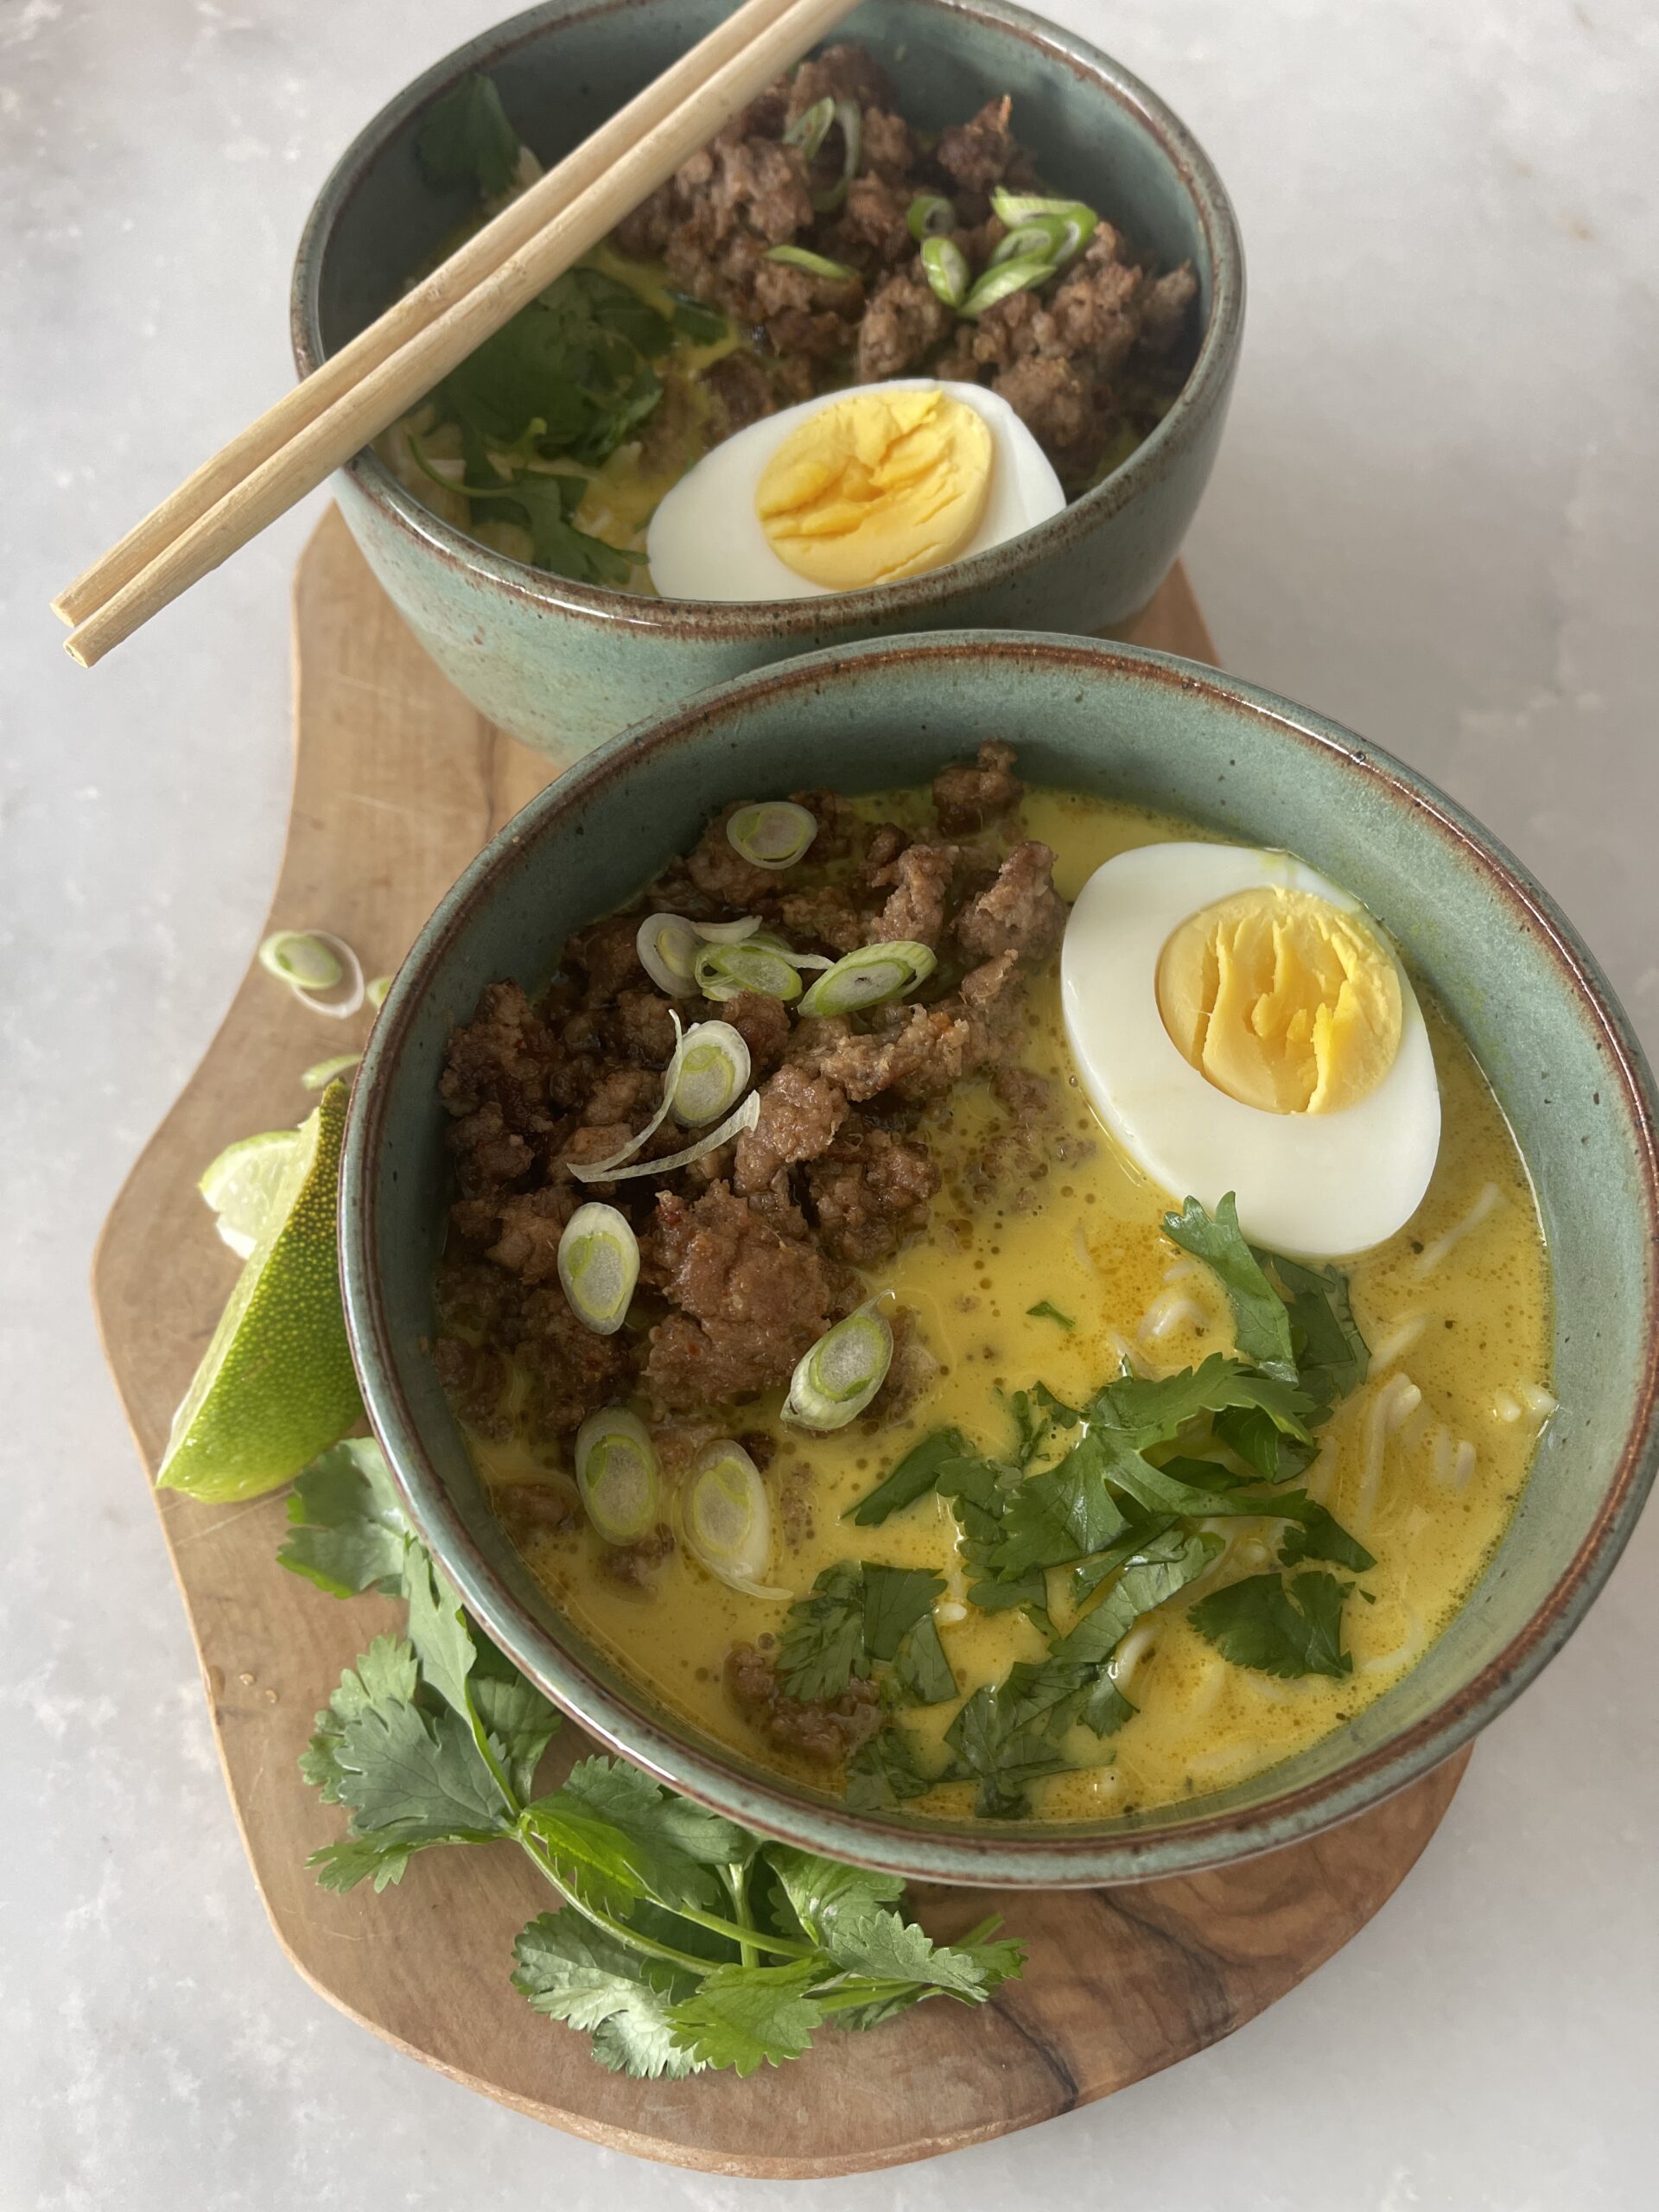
[601,1525,677,1588]
[703,351,776,444]
[993,356,1101,482]
[518,1287,635,1438]
[779,883,869,955]
[866,841,959,947]
[805,1124,938,1266]
[955,840,1067,964]
[565,914,646,1005]
[485,1185,579,1283]
[931,740,1024,835]
[721,988,792,1077]
[725,1643,883,1765]
[734,1065,849,1194]
[788,42,894,117]
[684,804,790,908]
[430,1335,510,1438]
[494,1477,580,1541]
[855,260,955,384]
[829,174,914,272]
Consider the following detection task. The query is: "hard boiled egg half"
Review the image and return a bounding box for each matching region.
[646,379,1065,601]
[1061,844,1440,1257]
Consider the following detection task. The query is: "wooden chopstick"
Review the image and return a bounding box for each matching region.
[56,0,858,666]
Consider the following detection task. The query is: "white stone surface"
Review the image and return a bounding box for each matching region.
[4,1,1657,2204]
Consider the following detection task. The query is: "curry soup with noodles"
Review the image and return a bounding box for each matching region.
[436,773,1551,1823]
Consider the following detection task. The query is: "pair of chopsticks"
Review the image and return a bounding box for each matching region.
[54,0,859,667]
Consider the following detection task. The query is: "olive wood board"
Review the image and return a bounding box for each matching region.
[92,505,1471,2179]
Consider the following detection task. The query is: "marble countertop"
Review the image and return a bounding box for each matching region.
[5,2,1656,2205]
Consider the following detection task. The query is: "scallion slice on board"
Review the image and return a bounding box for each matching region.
[257,928,365,1020]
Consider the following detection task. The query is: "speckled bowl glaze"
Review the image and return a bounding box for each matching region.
[291,0,1243,761]
[340,633,1659,1886]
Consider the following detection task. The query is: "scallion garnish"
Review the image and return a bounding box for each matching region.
[783,93,836,161]
[797,939,936,1018]
[809,97,861,213]
[365,974,393,1010]
[556,1201,640,1335]
[574,1407,662,1543]
[257,929,365,1020]
[960,256,1056,318]
[570,1011,685,1179]
[907,192,957,240]
[921,234,970,310]
[989,219,1068,269]
[990,187,1099,263]
[785,1304,894,1432]
[765,245,859,283]
[671,1021,751,1126]
[682,1439,789,1599]
[693,940,804,1004]
[726,798,819,870]
[635,913,702,997]
[582,1090,763,1184]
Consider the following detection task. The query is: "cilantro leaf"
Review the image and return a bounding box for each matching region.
[818,1904,1005,1998]
[572,267,673,358]
[305,1832,440,1895]
[1260,1248,1371,1413]
[523,1758,750,1914]
[776,1562,868,1703]
[467,1641,562,1805]
[416,73,521,199]
[512,1912,702,2080]
[765,1845,906,1946]
[1027,1300,1075,1329]
[668,1961,827,2075]
[1051,1529,1222,1670]
[298,1633,420,1802]
[938,1456,1048,1621]
[843,1725,933,1810]
[470,473,639,588]
[310,1674,510,1842]
[1276,1499,1376,1573]
[1213,1402,1316,1483]
[401,1544,477,1719]
[776,1563,944,1702]
[280,1439,409,1597]
[1190,1569,1355,1679]
[890,1613,957,1706]
[668,289,728,342]
[986,1434,1130,1579]
[844,1427,967,1526]
[1087,1354,1313,1452]
[1162,1194,1299,1380]
[944,1685,1071,1818]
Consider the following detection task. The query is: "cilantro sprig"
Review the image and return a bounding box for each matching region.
[283,1443,1022,2075]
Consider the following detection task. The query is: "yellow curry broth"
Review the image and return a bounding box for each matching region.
[470,789,1551,1819]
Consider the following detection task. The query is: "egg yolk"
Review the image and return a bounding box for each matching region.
[1156,887,1404,1115]
[754,388,994,589]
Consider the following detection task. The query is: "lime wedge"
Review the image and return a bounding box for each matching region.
[160,1083,362,1502]
[200,1128,300,1258]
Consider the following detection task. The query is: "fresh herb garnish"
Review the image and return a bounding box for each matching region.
[775,1561,945,1704]
[665,288,729,343]
[1190,1568,1355,1680]
[1027,1300,1075,1329]
[285,1442,1024,2075]
[416,73,521,199]
[844,1426,968,1526]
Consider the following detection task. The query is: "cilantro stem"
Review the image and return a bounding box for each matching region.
[462,1687,519,1818]
[725,1860,759,1971]
[670,1899,816,1961]
[513,1829,720,1975]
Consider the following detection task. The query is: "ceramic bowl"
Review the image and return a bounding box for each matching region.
[340,632,1659,1885]
[291,0,1243,763]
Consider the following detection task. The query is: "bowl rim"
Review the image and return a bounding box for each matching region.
[340,630,1659,1886]
[290,0,1245,638]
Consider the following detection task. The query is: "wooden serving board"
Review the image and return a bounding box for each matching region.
[92,507,1469,2180]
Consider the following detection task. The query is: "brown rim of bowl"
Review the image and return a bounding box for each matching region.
[291,0,1245,639]
[340,632,1659,1886]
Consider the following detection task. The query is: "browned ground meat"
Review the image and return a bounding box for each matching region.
[932,740,1024,835]
[721,988,792,1077]
[725,1643,884,1764]
[601,1525,677,1587]
[866,840,960,946]
[955,840,1069,963]
[806,1124,939,1266]
[610,44,1197,489]
[733,1065,849,1193]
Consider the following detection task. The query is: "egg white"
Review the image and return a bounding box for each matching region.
[1061,843,1441,1259]
[645,378,1066,602]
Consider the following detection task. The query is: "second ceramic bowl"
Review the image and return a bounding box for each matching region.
[340,631,1659,1887]
[291,0,1243,761]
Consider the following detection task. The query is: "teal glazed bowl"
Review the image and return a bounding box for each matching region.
[291,0,1243,762]
[340,633,1659,1886]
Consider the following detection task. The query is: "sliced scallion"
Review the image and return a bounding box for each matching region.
[636,913,702,997]
[682,1439,789,1599]
[671,1021,751,1126]
[785,1304,893,1432]
[961,256,1056,319]
[990,187,1100,263]
[784,93,836,160]
[797,939,936,1017]
[921,234,969,310]
[300,1053,360,1090]
[693,915,765,944]
[575,1408,662,1544]
[990,219,1066,269]
[365,974,393,1010]
[557,1201,640,1334]
[257,929,365,1020]
[749,930,833,972]
[907,192,957,240]
[766,245,858,283]
[726,798,819,870]
[693,941,804,1005]
[810,97,861,213]
[583,1090,762,1184]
